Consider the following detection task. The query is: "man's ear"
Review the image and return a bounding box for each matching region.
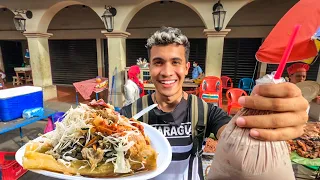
[186,62,190,76]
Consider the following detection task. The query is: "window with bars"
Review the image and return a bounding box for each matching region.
[222,38,262,87]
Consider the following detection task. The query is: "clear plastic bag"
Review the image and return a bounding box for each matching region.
[207,73,295,180]
[22,107,44,119]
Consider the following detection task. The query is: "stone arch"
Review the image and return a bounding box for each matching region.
[48,4,104,32]
[121,0,208,31]
[226,0,298,29]
[223,0,253,28]
[37,1,103,32]
[0,6,16,31]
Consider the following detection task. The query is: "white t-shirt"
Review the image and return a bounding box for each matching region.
[0,72,5,79]
[124,79,140,106]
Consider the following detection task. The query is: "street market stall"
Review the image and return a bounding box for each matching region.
[288,122,320,179]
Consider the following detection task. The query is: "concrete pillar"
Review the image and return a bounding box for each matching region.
[23,32,57,101]
[257,62,267,78]
[102,30,130,107]
[0,46,4,72]
[203,29,231,77]
[96,38,104,77]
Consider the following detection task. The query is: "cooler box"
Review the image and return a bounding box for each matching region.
[0,86,43,122]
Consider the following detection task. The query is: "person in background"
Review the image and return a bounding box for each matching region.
[287,63,310,84]
[124,65,145,106]
[192,61,204,79]
[120,27,308,180]
[0,70,6,89]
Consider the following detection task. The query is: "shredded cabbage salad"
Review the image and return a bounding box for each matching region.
[38,103,145,173]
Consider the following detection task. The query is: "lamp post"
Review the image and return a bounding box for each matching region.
[13,9,32,32]
[212,0,226,32]
[101,6,117,32]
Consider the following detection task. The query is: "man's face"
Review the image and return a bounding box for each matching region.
[149,44,190,97]
[290,71,307,84]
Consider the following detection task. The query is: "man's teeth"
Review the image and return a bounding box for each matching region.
[161,80,176,84]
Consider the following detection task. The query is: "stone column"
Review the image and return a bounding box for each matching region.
[23,32,57,101]
[0,46,4,72]
[102,30,130,107]
[257,62,267,78]
[96,38,104,77]
[203,29,231,77]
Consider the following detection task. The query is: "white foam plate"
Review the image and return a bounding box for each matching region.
[15,122,172,180]
[202,145,215,156]
[202,138,216,156]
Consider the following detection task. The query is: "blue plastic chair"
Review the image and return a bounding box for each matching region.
[238,78,255,94]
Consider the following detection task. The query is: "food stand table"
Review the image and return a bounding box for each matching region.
[287,122,320,179]
[14,67,32,84]
[73,78,108,105]
[0,109,56,138]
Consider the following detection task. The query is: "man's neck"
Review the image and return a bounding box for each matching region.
[154,90,184,112]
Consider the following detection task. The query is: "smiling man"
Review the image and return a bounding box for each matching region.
[120,27,309,180]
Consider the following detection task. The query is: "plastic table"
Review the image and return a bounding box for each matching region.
[0,109,56,138]
[73,78,108,105]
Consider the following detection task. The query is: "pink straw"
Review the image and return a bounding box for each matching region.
[274,25,301,79]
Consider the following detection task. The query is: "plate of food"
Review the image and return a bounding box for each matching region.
[15,99,172,180]
[202,138,218,156]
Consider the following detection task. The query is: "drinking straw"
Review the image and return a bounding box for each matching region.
[274,25,301,79]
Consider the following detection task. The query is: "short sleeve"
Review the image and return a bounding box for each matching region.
[197,66,203,74]
[205,104,231,138]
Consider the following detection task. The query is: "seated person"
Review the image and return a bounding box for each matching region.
[192,61,204,79]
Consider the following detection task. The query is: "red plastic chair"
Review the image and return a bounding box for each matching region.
[226,88,248,115]
[199,76,222,107]
[0,151,28,180]
[185,88,199,95]
[221,76,233,90]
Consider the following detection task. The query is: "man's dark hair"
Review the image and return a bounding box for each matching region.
[145,26,190,62]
